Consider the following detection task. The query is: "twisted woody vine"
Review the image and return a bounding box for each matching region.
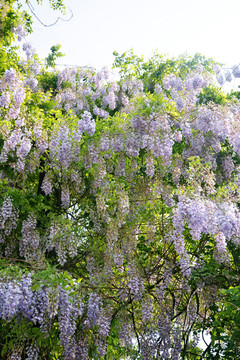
[1,1,240,359]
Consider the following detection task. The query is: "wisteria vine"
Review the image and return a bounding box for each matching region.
[1,18,240,360]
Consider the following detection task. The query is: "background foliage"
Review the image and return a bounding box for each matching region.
[0,1,240,359]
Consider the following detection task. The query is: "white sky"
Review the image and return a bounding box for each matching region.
[21,0,240,75]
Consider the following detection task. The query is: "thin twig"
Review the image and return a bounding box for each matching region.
[26,0,73,27]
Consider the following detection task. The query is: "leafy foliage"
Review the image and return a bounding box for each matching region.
[1,2,240,360]
[45,44,65,68]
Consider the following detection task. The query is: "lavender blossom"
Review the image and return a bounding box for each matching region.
[0,92,11,108]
